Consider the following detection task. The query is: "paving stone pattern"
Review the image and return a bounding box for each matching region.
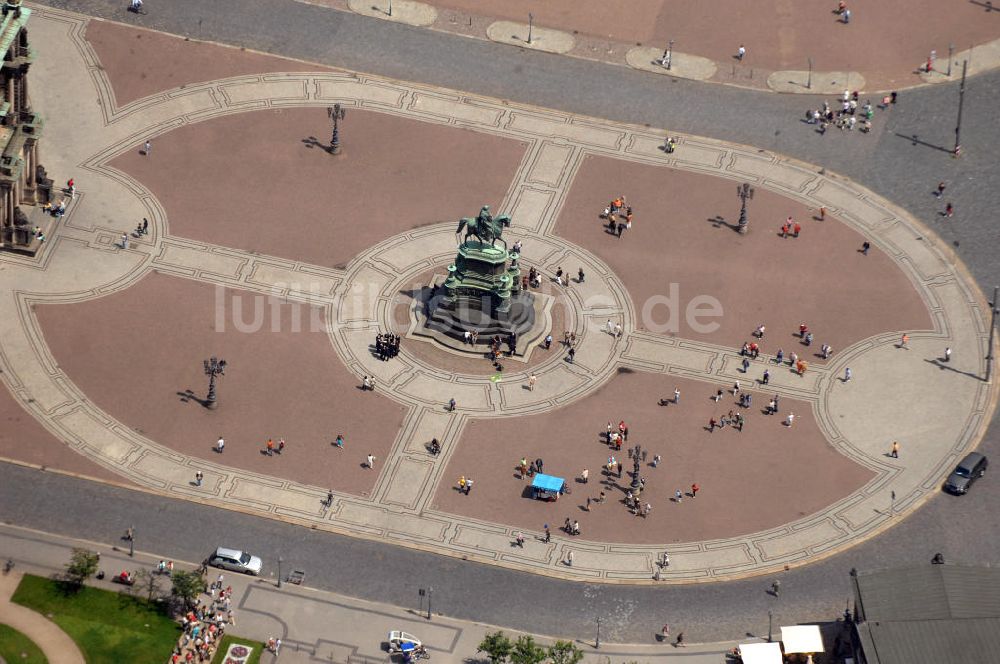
[0,7,994,584]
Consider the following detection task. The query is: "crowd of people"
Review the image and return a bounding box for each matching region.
[600,195,634,237]
[169,574,237,663]
[806,89,891,134]
[374,332,400,360]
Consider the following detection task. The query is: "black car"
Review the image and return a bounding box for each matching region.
[944,452,988,494]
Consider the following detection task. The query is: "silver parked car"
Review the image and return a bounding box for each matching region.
[208,547,263,575]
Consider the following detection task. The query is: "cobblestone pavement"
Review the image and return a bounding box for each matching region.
[0,7,993,589]
[0,522,739,660]
[30,0,1000,295]
[302,0,1000,92]
[3,0,1000,646]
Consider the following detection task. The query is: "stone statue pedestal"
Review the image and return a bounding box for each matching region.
[409,207,553,361]
[414,274,552,361]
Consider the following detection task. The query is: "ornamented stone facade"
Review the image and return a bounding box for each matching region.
[0,0,47,253]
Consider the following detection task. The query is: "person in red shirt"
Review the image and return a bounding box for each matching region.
[691,483,700,497]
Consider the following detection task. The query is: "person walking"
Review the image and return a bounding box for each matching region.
[543,524,551,542]
[900,333,910,349]
[762,369,770,385]
[844,367,853,381]
[121,233,129,249]
[861,241,871,255]
[936,181,947,197]
[785,412,795,427]
[366,454,376,469]
[528,373,537,391]
[945,202,954,217]
[691,483,699,498]
[216,436,225,454]
[944,347,952,362]
[567,347,576,363]
[674,388,680,404]
[143,140,151,156]
[515,531,525,547]
[578,268,585,283]
[674,489,683,503]
[448,398,457,412]
[891,441,900,458]
[195,470,203,486]
[736,44,746,61]
[565,550,573,567]
[771,579,781,596]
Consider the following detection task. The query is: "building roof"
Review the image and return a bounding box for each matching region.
[854,566,1000,664]
[855,565,1000,622]
[857,618,1000,664]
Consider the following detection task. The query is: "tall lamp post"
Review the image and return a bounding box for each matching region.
[595,617,602,649]
[203,356,227,410]
[986,286,998,383]
[278,556,283,588]
[527,13,534,44]
[736,183,755,234]
[328,104,347,155]
[954,60,967,157]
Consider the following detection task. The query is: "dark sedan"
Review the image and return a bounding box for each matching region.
[944,452,988,495]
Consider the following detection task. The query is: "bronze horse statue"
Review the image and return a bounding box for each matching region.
[456,205,512,249]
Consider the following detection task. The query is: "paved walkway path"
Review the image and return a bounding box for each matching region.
[0,522,755,660]
[0,6,994,585]
[0,572,86,664]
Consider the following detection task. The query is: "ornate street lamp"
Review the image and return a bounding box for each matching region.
[203,356,227,410]
[630,444,643,491]
[736,182,754,234]
[328,104,347,155]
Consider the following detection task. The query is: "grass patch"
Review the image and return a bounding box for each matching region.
[11,574,181,664]
[0,623,49,664]
[211,635,265,664]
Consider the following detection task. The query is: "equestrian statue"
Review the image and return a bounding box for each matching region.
[456,205,511,249]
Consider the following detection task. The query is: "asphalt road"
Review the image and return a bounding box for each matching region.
[7,0,1000,645]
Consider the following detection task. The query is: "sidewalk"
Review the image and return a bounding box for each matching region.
[0,523,736,663]
[0,570,86,664]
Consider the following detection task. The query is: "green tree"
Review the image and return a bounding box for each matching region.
[129,569,164,603]
[478,631,513,664]
[510,635,546,664]
[547,641,583,664]
[170,570,204,608]
[64,548,99,588]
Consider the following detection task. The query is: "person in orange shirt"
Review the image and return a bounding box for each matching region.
[266,438,274,456]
